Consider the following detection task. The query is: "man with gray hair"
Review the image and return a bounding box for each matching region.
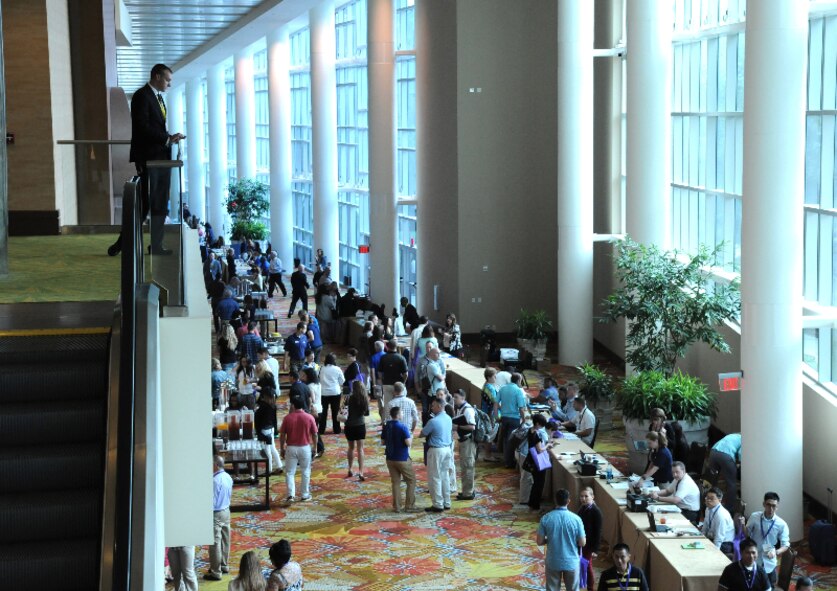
[386,381,419,433]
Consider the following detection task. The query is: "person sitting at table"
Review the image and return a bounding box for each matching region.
[718,537,772,591]
[562,396,597,446]
[548,383,578,423]
[526,413,551,512]
[266,539,304,591]
[635,431,673,488]
[597,543,649,591]
[648,408,690,464]
[700,486,735,553]
[534,376,560,405]
[649,461,701,523]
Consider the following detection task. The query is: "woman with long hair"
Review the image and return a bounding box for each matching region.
[344,380,370,481]
[218,324,238,372]
[301,366,325,457]
[266,540,303,591]
[442,313,463,357]
[526,413,551,512]
[236,356,256,410]
[228,550,265,591]
[255,388,282,474]
[638,430,673,487]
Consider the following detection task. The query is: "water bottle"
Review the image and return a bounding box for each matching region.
[606,463,613,482]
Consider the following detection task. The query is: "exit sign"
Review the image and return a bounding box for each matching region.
[359,245,370,254]
[718,371,743,392]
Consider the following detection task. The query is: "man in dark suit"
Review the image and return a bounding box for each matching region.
[109,63,185,256]
[287,265,310,318]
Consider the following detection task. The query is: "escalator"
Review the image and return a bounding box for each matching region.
[0,177,156,591]
[0,328,111,590]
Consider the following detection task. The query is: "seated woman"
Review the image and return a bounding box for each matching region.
[266,540,303,591]
[635,431,673,489]
[228,550,264,591]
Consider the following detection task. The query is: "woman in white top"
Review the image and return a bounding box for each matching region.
[235,356,257,409]
[318,353,345,435]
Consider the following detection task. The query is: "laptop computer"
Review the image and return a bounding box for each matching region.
[647,510,673,533]
[632,438,648,452]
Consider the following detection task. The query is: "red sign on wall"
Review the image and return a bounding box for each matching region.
[718,372,743,392]
[359,245,370,254]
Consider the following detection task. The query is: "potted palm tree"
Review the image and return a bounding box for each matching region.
[515,308,552,360]
[576,363,617,432]
[226,178,270,243]
[618,370,717,474]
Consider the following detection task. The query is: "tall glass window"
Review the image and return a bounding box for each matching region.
[291,27,314,264]
[336,0,369,290]
[803,11,837,382]
[225,64,237,182]
[670,2,745,273]
[395,0,416,303]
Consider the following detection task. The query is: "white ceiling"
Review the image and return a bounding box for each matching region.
[116,0,271,92]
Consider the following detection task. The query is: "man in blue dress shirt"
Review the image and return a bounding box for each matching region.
[537,488,586,591]
[205,455,233,581]
[420,398,453,512]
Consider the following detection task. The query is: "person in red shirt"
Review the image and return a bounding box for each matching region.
[279,397,318,503]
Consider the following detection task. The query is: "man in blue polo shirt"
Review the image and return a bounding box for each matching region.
[420,398,453,512]
[216,289,240,326]
[382,406,419,513]
[299,311,323,362]
[497,372,528,468]
[284,322,310,374]
[537,488,586,591]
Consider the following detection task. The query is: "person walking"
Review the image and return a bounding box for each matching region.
[536,488,586,591]
[279,397,318,503]
[344,381,370,481]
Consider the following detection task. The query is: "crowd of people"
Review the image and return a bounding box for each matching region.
[185,247,811,590]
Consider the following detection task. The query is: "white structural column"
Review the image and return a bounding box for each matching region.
[367,0,398,311]
[185,78,206,221]
[309,0,340,270]
[625,0,671,247]
[267,27,294,269]
[556,0,594,365]
[740,0,807,541]
[234,49,257,181]
[206,62,228,236]
[415,0,458,319]
[166,88,184,217]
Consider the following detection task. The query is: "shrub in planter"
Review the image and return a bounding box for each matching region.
[577,363,617,431]
[514,308,551,360]
[226,178,270,241]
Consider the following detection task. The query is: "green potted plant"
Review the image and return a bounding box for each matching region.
[226,178,270,243]
[618,370,717,473]
[576,363,617,431]
[514,308,552,360]
[601,238,741,377]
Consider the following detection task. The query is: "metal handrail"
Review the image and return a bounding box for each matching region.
[55,139,131,145]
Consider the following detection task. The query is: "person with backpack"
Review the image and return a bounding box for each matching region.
[452,390,478,501]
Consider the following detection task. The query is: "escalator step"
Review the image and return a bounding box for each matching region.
[0,362,108,403]
[0,488,101,543]
[0,538,99,591]
[0,400,105,446]
[0,443,103,495]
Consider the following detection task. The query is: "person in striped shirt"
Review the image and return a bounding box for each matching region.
[597,544,649,591]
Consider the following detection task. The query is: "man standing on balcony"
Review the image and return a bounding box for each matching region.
[109,63,185,257]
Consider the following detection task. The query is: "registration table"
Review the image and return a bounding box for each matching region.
[547,438,598,502]
[619,509,701,571]
[648,538,731,591]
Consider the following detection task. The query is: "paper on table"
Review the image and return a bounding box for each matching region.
[616,498,628,506]
[609,482,630,490]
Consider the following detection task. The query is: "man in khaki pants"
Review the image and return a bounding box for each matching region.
[205,455,233,581]
[382,406,420,512]
[452,389,478,500]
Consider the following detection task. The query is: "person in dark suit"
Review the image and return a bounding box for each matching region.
[109,63,185,256]
[288,265,310,318]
